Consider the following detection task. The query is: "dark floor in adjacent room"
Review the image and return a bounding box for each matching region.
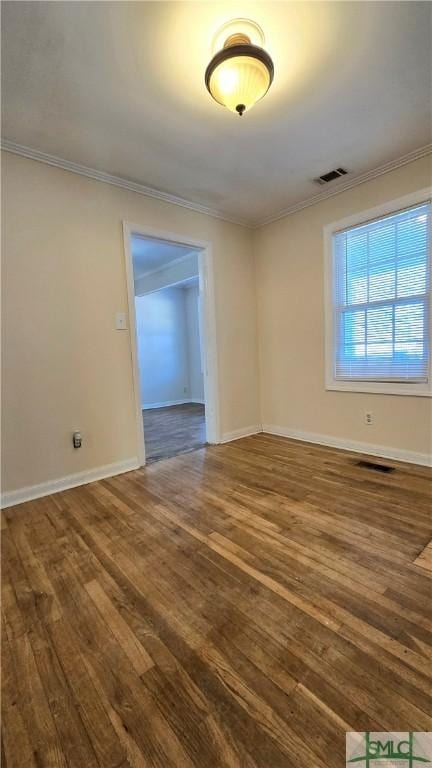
[143,402,206,463]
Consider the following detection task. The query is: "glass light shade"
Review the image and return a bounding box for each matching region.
[205,37,274,116]
[208,55,271,114]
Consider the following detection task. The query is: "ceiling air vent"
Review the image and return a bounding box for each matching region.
[314,167,348,185]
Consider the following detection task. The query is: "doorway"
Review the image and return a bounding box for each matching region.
[123,224,220,466]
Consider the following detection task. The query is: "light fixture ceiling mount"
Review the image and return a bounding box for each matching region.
[205,21,274,116]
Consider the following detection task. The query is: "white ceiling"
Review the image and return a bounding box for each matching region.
[2,2,431,225]
[131,236,197,278]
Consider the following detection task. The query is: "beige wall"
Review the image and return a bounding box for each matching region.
[2,152,260,492]
[2,151,431,496]
[255,156,432,461]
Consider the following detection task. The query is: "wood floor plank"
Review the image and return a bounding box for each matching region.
[6,628,68,767]
[84,578,154,675]
[27,621,101,768]
[1,618,39,768]
[2,434,431,767]
[414,539,432,574]
[47,618,128,768]
[48,556,195,768]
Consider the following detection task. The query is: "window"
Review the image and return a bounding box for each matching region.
[325,191,431,396]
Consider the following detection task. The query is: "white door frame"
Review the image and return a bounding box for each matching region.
[122,221,221,466]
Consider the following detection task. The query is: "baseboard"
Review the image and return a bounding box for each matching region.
[262,424,432,467]
[142,398,204,410]
[220,425,263,444]
[1,457,140,509]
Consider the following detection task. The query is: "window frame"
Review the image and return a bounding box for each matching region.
[324,188,432,397]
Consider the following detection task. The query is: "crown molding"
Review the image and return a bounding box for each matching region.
[0,139,252,229]
[256,143,432,227]
[2,138,431,230]
[133,249,198,282]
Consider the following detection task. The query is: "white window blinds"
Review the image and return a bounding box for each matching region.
[333,201,431,382]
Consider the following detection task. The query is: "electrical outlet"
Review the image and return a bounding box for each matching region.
[73,430,82,448]
[364,411,373,425]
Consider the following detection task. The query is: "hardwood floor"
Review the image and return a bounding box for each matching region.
[2,434,432,768]
[414,540,432,574]
[142,403,206,463]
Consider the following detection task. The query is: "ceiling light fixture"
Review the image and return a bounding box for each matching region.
[205,22,274,116]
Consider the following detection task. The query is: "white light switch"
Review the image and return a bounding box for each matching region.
[115,312,127,330]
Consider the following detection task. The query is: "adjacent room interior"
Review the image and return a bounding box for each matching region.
[131,235,206,462]
[1,2,431,767]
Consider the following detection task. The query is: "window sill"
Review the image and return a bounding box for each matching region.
[325,379,432,397]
